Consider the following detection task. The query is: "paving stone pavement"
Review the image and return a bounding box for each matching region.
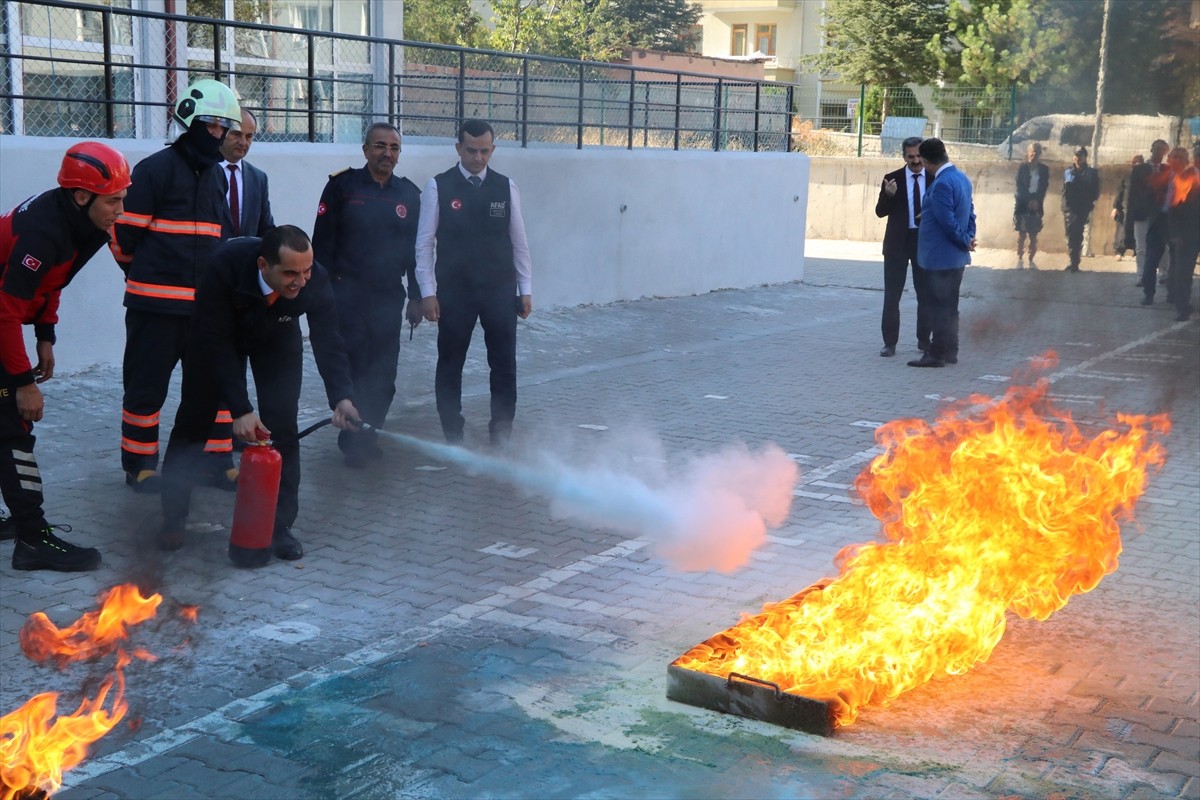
[2,241,1197,800]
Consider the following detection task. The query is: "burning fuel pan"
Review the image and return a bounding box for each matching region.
[667,581,835,737]
[667,664,835,736]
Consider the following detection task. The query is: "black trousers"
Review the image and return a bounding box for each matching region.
[1143,216,1170,301]
[122,310,232,473]
[924,268,963,361]
[435,283,518,440]
[0,377,46,536]
[161,322,302,532]
[1168,235,1199,318]
[1063,209,1090,269]
[882,230,930,349]
[334,287,403,450]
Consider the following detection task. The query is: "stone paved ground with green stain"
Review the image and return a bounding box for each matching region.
[2,241,1197,800]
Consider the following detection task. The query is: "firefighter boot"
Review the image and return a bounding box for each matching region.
[12,525,102,572]
[126,469,162,494]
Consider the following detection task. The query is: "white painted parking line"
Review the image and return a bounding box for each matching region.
[480,542,539,559]
[67,537,651,784]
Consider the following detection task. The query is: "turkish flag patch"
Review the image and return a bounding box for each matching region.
[317,202,327,216]
[450,198,463,211]
[395,204,407,219]
[21,254,42,272]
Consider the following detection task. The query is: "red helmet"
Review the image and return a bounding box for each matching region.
[57,141,132,195]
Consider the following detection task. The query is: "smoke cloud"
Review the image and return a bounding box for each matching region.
[381,431,798,573]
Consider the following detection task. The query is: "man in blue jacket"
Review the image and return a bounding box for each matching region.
[910,138,976,368]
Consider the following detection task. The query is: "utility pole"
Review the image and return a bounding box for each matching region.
[1084,0,1112,257]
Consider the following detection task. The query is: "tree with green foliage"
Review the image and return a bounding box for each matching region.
[404,0,489,48]
[487,0,699,61]
[803,0,947,109]
[927,0,1076,93]
[487,0,615,61]
[607,0,700,52]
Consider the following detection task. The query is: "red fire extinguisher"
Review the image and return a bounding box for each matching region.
[229,441,282,568]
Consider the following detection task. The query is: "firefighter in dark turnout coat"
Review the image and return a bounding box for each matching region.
[111,78,242,492]
[0,142,131,571]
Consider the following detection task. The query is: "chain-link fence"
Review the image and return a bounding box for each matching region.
[1,0,795,152]
[6,1,1192,161]
[790,83,1198,163]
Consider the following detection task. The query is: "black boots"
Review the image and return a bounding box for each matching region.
[12,525,102,572]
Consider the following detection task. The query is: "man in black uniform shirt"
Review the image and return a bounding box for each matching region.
[312,122,422,467]
[417,119,533,446]
[158,225,361,566]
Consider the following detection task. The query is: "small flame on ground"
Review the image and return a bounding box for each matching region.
[4,585,164,798]
[1,654,131,800]
[674,380,1168,728]
[19,585,161,669]
[178,606,199,624]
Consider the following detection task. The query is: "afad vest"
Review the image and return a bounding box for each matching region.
[433,166,515,291]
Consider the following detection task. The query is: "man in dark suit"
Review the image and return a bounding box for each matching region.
[158,225,360,565]
[874,136,930,358]
[1013,142,1049,269]
[1129,139,1170,293]
[217,109,273,239]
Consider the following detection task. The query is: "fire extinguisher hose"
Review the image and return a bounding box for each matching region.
[271,417,374,445]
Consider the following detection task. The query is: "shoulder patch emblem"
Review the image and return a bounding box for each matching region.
[328,167,352,179]
[21,254,42,272]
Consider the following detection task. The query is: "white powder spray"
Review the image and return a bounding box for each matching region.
[379,431,798,573]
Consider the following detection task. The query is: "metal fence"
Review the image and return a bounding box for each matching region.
[1,0,796,152]
[7,0,1186,161]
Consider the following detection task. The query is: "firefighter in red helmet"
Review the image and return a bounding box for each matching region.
[0,141,131,571]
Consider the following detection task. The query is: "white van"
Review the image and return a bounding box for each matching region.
[997,113,1193,164]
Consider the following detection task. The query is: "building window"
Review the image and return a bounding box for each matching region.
[754,24,776,56]
[731,24,747,56]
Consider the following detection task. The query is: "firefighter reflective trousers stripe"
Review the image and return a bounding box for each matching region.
[0,376,48,536]
[121,309,233,473]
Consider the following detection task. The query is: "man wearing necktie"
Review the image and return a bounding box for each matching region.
[158,225,360,564]
[874,136,931,358]
[416,119,534,446]
[218,109,274,240]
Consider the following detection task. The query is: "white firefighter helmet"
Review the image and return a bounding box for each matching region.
[174,78,241,131]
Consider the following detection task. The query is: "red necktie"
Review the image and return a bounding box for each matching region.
[265,291,279,306]
[227,164,240,236]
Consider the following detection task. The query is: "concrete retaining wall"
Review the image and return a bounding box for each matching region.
[805,156,1131,262]
[0,136,810,373]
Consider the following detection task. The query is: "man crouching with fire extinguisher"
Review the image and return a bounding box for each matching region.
[158,224,361,567]
[1,142,131,572]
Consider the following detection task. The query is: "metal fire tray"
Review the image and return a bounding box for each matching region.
[667,581,836,736]
[667,665,835,736]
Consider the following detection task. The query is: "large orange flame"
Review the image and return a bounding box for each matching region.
[3,585,163,798]
[19,585,161,669]
[1,653,131,800]
[673,381,1168,728]
[1169,166,1197,208]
